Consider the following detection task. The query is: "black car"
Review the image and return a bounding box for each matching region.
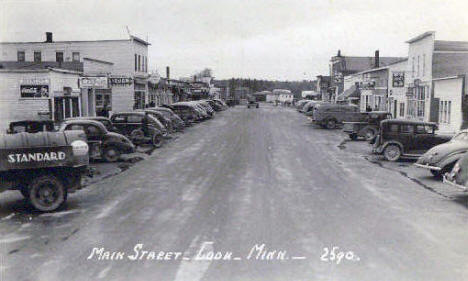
[137,109,174,133]
[59,119,135,162]
[171,103,201,123]
[7,120,56,134]
[64,116,117,132]
[149,107,186,131]
[110,112,165,147]
[373,120,452,161]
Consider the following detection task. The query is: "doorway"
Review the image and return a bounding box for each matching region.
[54,97,80,121]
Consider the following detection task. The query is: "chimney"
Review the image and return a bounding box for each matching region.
[45,32,53,43]
[166,66,170,80]
[337,50,341,57]
[375,50,380,68]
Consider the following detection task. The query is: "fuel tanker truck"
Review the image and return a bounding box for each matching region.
[0,130,90,211]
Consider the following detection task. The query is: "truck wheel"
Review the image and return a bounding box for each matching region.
[349,133,358,140]
[326,119,337,129]
[365,129,376,141]
[152,134,163,148]
[102,146,121,162]
[384,144,401,162]
[28,175,67,212]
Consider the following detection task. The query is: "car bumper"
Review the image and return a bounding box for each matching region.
[414,163,441,171]
[443,175,467,191]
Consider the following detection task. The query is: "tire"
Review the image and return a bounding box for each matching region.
[326,119,337,129]
[152,134,163,148]
[28,175,67,212]
[349,133,358,140]
[364,129,376,141]
[430,169,441,177]
[384,144,401,162]
[102,146,121,162]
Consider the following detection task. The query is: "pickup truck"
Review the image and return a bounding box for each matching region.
[0,131,90,211]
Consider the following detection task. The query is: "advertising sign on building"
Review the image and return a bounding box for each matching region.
[110,77,133,86]
[392,72,405,87]
[20,85,49,98]
[79,76,109,89]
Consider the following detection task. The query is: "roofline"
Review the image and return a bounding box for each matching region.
[0,39,134,45]
[406,31,435,44]
[83,57,114,65]
[0,67,82,75]
[432,75,465,81]
[130,35,151,46]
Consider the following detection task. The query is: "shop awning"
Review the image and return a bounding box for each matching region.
[337,85,360,101]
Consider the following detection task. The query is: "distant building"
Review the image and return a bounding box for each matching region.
[329,50,405,102]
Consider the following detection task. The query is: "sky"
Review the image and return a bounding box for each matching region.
[2,0,468,80]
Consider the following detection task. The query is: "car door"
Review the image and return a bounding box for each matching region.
[399,124,414,154]
[413,124,433,153]
[127,114,145,135]
[84,124,104,158]
[111,115,128,136]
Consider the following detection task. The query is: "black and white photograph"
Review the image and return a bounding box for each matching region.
[1,0,468,280]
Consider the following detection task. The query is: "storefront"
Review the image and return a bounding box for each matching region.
[0,68,81,131]
[79,76,110,118]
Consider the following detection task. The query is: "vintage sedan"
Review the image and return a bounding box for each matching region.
[59,119,135,162]
[415,130,468,176]
[443,154,468,191]
[110,112,165,147]
[373,120,451,161]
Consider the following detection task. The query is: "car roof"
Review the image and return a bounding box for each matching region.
[65,116,110,121]
[112,112,146,116]
[62,119,107,129]
[10,120,54,125]
[381,119,437,126]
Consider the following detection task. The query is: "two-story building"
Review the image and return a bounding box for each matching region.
[0,32,151,114]
[329,50,405,102]
[405,31,468,133]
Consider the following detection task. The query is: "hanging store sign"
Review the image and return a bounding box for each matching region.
[392,72,405,87]
[110,77,133,86]
[20,85,49,98]
[79,76,109,89]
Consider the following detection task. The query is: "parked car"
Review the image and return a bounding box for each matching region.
[137,109,174,133]
[171,103,201,123]
[110,112,165,147]
[443,153,468,191]
[195,101,215,117]
[0,130,90,211]
[7,120,56,134]
[204,99,223,111]
[59,119,135,162]
[343,111,393,141]
[415,130,468,176]
[372,120,451,161]
[64,116,117,132]
[213,99,228,110]
[309,103,359,129]
[296,100,311,111]
[150,107,186,131]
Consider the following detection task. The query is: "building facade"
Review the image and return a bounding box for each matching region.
[0,32,150,114]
